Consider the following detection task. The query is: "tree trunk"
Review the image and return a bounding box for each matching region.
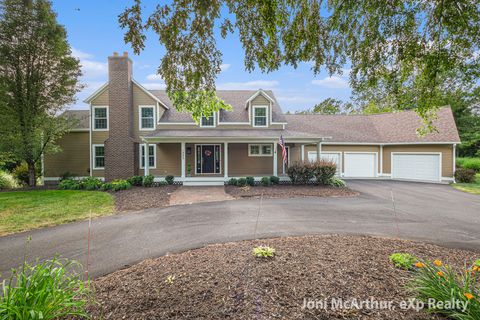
[27,161,36,187]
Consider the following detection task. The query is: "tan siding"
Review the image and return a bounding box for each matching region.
[383,145,453,177]
[44,132,90,177]
[229,143,273,176]
[146,143,181,176]
[91,89,109,106]
[133,85,164,138]
[91,131,108,144]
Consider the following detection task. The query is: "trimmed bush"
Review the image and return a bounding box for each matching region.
[58,179,82,190]
[101,183,113,191]
[313,160,337,185]
[165,175,175,185]
[260,176,271,186]
[142,175,154,187]
[111,179,131,191]
[128,175,144,186]
[455,168,476,183]
[456,157,480,172]
[246,176,255,186]
[329,177,346,187]
[270,176,280,185]
[237,177,247,187]
[287,161,314,184]
[158,181,168,186]
[228,178,238,186]
[0,170,17,189]
[81,177,103,190]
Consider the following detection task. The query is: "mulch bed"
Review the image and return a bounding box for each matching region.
[225,184,359,199]
[113,185,179,212]
[81,235,477,319]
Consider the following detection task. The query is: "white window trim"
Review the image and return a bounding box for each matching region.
[248,144,273,157]
[92,106,109,131]
[92,144,105,170]
[139,144,157,169]
[200,113,216,128]
[252,105,268,127]
[139,105,156,131]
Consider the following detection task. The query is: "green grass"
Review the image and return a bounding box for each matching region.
[0,190,114,236]
[453,174,480,195]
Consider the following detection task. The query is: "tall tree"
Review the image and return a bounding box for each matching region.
[298,98,355,114]
[120,0,480,129]
[0,0,81,186]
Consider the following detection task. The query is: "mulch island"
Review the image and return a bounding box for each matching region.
[82,235,477,319]
[113,185,179,211]
[225,184,359,199]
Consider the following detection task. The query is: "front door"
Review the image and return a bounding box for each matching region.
[201,145,215,173]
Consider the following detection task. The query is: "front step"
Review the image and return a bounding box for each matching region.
[183,180,225,186]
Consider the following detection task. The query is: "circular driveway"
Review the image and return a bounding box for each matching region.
[1,180,479,278]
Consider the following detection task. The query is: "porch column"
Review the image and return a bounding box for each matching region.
[144,141,150,176]
[273,142,278,176]
[316,141,322,161]
[224,142,229,179]
[301,144,305,162]
[181,142,186,179]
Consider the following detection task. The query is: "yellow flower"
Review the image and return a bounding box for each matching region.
[464,293,474,300]
[437,271,444,277]
[433,260,442,267]
[473,266,479,272]
[415,262,425,268]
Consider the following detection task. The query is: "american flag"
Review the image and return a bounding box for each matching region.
[279,135,287,164]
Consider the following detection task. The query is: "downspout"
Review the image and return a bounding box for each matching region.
[453,144,456,182]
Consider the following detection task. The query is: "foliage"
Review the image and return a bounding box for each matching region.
[0,0,82,186]
[81,177,103,191]
[455,168,477,184]
[0,170,17,189]
[0,151,18,172]
[409,259,480,319]
[287,162,314,185]
[312,160,337,185]
[457,158,480,172]
[269,176,280,185]
[228,178,238,186]
[110,180,131,191]
[59,171,77,181]
[389,253,417,270]
[329,177,346,188]
[245,176,255,186]
[127,175,144,187]
[12,163,30,186]
[0,257,90,319]
[142,175,154,187]
[165,175,175,185]
[252,246,276,258]
[298,98,356,115]
[58,178,82,190]
[158,180,168,186]
[101,183,113,191]
[237,178,247,187]
[260,176,271,187]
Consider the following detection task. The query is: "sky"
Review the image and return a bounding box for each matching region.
[52,0,352,113]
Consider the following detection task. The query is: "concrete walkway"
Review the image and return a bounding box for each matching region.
[169,186,234,205]
[0,180,479,279]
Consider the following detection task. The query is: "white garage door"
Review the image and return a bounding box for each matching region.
[344,153,377,177]
[392,153,441,182]
[308,152,341,173]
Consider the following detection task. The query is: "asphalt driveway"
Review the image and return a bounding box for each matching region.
[0,180,479,279]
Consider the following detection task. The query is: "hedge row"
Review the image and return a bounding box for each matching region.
[58,175,175,191]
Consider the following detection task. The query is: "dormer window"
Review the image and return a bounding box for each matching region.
[200,113,215,127]
[139,106,155,130]
[253,106,267,127]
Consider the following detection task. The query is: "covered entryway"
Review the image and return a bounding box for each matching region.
[391,153,441,182]
[344,152,377,177]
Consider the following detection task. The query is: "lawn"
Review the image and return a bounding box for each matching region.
[0,190,114,236]
[453,173,480,195]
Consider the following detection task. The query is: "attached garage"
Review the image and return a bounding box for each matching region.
[344,153,377,177]
[391,153,441,182]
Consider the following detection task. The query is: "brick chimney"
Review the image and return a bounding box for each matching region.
[104,51,136,181]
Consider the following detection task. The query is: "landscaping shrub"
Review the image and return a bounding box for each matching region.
[456,157,480,172]
[228,178,238,186]
[101,182,113,191]
[329,177,346,187]
[111,179,131,191]
[0,257,90,319]
[455,168,476,183]
[158,181,168,186]
[165,175,175,185]
[0,170,17,189]
[246,176,255,186]
[252,246,276,258]
[270,176,280,185]
[237,177,247,187]
[128,175,144,186]
[142,175,154,187]
[389,253,417,270]
[81,177,103,190]
[409,258,480,319]
[287,161,314,184]
[313,160,337,185]
[58,179,82,190]
[260,176,271,186]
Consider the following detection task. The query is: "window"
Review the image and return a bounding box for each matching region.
[140,144,156,169]
[93,145,105,169]
[200,113,215,127]
[248,144,273,156]
[139,106,155,130]
[253,106,267,127]
[93,106,108,130]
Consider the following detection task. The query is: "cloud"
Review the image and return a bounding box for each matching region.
[220,63,231,72]
[217,80,279,90]
[72,47,107,80]
[71,48,93,60]
[142,82,166,90]
[311,76,349,89]
[146,73,163,81]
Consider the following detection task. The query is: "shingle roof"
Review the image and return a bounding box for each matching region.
[149,90,286,123]
[62,110,89,129]
[284,107,460,143]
